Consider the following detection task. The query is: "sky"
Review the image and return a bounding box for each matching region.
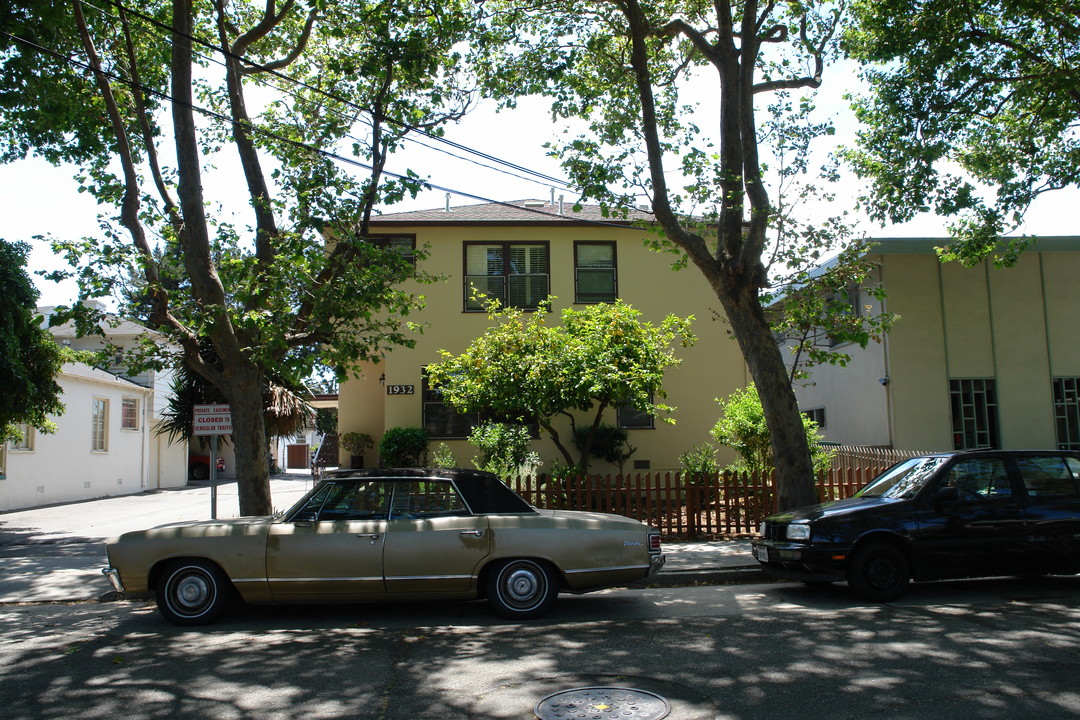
[3,83,1078,309]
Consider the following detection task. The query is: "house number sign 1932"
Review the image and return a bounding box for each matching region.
[386,385,415,395]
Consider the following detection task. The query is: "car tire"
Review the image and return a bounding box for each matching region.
[486,559,558,620]
[190,463,209,481]
[846,542,910,602]
[156,559,232,626]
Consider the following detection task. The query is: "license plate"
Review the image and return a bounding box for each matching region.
[754,545,769,563]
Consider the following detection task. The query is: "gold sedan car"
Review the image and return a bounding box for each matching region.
[104,468,665,625]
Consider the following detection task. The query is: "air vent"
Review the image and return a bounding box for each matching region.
[522,200,545,208]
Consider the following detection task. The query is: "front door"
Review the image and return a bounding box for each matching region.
[266,480,390,598]
[912,456,1028,578]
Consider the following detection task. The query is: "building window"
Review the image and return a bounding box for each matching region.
[121,397,140,430]
[10,424,34,451]
[422,372,481,439]
[1053,377,1080,451]
[950,379,999,450]
[828,285,863,348]
[803,407,827,429]
[464,242,549,311]
[574,242,617,303]
[617,400,655,430]
[92,398,109,452]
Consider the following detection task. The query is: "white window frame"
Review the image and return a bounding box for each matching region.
[92,397,109,452]
[10,423,34,451]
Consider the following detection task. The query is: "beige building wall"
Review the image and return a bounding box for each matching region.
[338,216,749,473]
[794,239,1080,452]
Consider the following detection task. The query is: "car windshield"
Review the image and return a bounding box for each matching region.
[854,456,948,499]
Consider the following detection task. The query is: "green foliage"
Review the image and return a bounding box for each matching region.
[678,443,721,479]
[712,384,833,476]
[339,431,374,455]
[379,426,429,467]
[427,297,693,473]
[0,239,66,442]
[573,424,635,472]
[843,0,1080,265]
[430,442,458,469]
[314,408,338,436]
[468,422,541,478]
[0,0,485,514]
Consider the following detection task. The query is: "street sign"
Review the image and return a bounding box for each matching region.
[193,404,232,436]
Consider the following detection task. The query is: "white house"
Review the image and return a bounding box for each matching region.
[0,304,189,511]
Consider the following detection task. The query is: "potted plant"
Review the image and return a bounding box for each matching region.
[339,431,374,469]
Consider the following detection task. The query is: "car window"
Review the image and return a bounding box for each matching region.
[937,458,1012,501]
[391,480,469,519]
[856,457,948,499]
[315,481,391,521]
[1017,455,1080,498]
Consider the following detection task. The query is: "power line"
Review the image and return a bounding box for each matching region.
[79,0,576,192]
[0,28,647,230]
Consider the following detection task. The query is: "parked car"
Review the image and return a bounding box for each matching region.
[752,450,1080,601]
[104,468,665,625]
[188,453,226,481]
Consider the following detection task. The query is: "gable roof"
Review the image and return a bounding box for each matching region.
[367,199,654,227]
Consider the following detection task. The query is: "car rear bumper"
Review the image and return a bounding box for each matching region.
[648,552,666,576]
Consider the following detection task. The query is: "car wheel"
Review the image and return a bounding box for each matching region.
[156,559,232,626]
[846,542,910,602]
[190,463,209,481]
[486,559,558,620]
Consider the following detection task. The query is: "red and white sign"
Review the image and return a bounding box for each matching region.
[193,404,233,436]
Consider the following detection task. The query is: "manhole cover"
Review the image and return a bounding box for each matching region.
[534,686,671,720]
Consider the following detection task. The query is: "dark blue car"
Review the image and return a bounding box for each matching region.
[752,450,1080,600]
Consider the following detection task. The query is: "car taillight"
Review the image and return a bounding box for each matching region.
[648,532,661,553]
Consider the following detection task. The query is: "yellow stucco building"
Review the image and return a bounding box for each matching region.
[337,199,750,472]
[793,237,1080,452]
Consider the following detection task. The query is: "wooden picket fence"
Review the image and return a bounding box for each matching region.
[504,466,889,540]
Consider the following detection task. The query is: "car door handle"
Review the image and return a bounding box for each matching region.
[356,534,381,542]
[460,530,485,537]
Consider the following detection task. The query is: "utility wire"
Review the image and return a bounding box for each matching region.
[81,0,575,191]
[0,28,649,230]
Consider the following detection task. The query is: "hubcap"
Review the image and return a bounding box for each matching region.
[504,566,543,607]
[867,559,897,589]
[173,573,211,611]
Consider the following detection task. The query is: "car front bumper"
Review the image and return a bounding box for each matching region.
[102,566,126,595]
[751,539,848,583]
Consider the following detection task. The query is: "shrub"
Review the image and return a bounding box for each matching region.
[711,383,833,475]
[469,422,541,478]
[572,424,636,472]
[679,443,720,482]
[431,443,458,469]
[379,427,429,467]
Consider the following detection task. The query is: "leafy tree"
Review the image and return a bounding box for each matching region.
[480,0,858,509]
[843,0,1080,266]
[572,424,635,473]
[0,0,479,513]
[0,239,67,442]
[712,384,833,476]
[427,298,694,474]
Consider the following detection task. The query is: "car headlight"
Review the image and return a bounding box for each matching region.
[786,523,811,541]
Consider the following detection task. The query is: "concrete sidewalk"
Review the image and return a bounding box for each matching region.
[0,472,761,604]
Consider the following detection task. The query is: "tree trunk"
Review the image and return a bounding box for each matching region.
[220,363,273,516]
[713,274,818,511]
